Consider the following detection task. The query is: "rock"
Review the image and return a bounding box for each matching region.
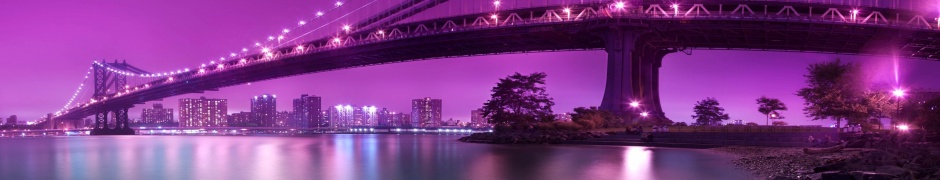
[771,176,796,180]
[848,171,895,180]
[820,171,853,180]
[814,160,847,173]
[873,165,908,177]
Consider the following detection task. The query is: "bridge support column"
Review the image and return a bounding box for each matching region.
[600,29,671,124]
[91,107,135,135]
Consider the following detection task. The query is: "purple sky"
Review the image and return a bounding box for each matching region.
[1,0,939,125]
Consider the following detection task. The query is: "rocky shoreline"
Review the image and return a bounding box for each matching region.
[713,145,940,180]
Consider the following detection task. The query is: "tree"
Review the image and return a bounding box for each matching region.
[772,121,789,126]
[570,107,623,129]
[913,97,940,132]
[673,122,688,126]
[756,96,788,125]
[692,97,730,126]
[796,59,889,132]
[482,72,555,127]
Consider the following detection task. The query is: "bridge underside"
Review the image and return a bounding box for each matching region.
[56,3,940,131]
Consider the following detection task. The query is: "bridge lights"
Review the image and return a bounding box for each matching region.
[629,101,640,108]
[335,1,343,7]
[268,36,275,40]
[296,45,304,50]
[167,77,174,82]
[230,53,237,57]
[614,2,626,9]
[342,25,351,32]
[298,21,306,26]
[851,9,859,22]
[493,0,500,11]
[333,37,342,43]
[254,42,261,47]
[282,28,290,33]
[199,69,206,73]
[261,48,270,53]
[640,112,649,117]
[316,11,325,17]
[563,8,571,20]
[671,4,679,17]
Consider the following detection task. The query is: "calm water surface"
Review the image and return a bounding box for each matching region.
[0,134,752,180]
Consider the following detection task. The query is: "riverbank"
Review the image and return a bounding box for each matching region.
[458,131,607,144]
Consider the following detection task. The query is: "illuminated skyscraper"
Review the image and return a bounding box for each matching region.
[411,97,442,128]
[179,97,228,127]
[251,94,277,127]
[330,105,355,128]
[292,94,322,128]
[141,103,173,124]
[276,111,290,127]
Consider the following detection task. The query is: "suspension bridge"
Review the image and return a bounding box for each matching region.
[32,0,940,135]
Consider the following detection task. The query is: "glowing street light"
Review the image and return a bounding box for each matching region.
[629,101,640,108]
[298,21,306,25]
[316,11,325,17]
[892,89,906,97]
[493,0,500,11]
[898,124,910,131]
[335,1,343,6]
[333,37,342,43]
[640,112,649,117]
[342,25,351,32]
[282,29,290,33]
[892,88,906,129]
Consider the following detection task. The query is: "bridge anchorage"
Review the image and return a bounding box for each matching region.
[89,60,149,135]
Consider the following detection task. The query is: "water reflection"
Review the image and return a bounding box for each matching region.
[0,135,751,180]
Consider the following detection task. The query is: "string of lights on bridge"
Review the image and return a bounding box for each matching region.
[45,0,940,122]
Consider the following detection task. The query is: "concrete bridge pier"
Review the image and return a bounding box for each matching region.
[600,29,672,124]
[91,106,135,135]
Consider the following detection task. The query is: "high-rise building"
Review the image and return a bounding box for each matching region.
[251,94,277,127]
[471,109,490,126]
[330,105,355,128]
[394,113,412,128]
[226,112,253,127]
[320,110,330,128]
[6,115,16,126]
[179,97,228,127]
[411,97,442,128]
[141,103,174,124]
[361,106,377,126]
[292,94,322,128]
[377,108,392,127]
[276,111,290,127]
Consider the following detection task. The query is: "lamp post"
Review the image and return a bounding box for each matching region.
[892,89,905,129]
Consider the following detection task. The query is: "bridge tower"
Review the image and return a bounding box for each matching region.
[600,29,676,124]
[90,60,137,135]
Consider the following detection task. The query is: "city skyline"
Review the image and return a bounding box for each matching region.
[2,0,940,126]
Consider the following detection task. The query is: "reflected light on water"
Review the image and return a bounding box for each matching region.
[624,146,652,180]
[0,135,752,180]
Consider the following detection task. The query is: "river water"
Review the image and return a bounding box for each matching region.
[0,134,752,180]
